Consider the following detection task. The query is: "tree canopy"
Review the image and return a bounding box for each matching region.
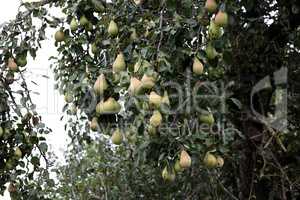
[0,0,300,199]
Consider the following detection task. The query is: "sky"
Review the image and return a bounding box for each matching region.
[0,1,68,199]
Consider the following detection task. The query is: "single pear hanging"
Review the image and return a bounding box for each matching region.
[205,0,218,13]
[149,91,162,108]
[55,30,65,42]
[7,58,18,71]
[94,74,108,96]
[90,117,99,132]
[111,128,123,145]
[128,77,142,96]
[141,74,156,89]
[193,57,204,75]
[215,11,228,27]
[179,150,192,169]
[113,53,126,73]
[108,20,119,36]
[150,110,162,127]
[206,43,218,60]
[70,17,78,31]
[203,152,218,168]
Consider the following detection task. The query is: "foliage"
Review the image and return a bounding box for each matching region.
[0,0,300,199]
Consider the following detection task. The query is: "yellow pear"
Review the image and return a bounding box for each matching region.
[179,150,192,169]
[149,91,162,108]
[108,20,119,36]
[54,30,65,42]
[216,156,224,167]
[174,160,184,172]
[14,147,22,159]
[161,91,170,106]
[94,74,108,95]
[111,128,123,145]
[215,11,228,27]
[90,117,99,131]
[150,110,162,127]
[128,77,142,96]
[7,58,18,71]
[96,97,121,115]
[141,74,155,89]
[205,0,218,13]
[113,53,126,73]
[162,166,175,182]
[193,57,204,75]
[70,17,78,31]
[203,152,218,168]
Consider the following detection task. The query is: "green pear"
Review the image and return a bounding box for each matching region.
[130,28,138,41]
[199,113,215,125]
[90,117,99,131]
[141,74,155,89]
[79,15,89,26]
[205,0,218,13]
[111,128,123,145]
[70,17,78,31]
[149,91,162,108]
[128,77,142,96]
[206,43,218,60]
[14,147,22,159]
[7,58,18,71]
[162,166,176,182]
[16,56,27,67]
[208,20,223,39]
[174,160,184,172]
[148,125,157,137]
[179,150,192,169]
[112,53,126,72]
[108,20,119,36]
[55,30,65,42]
[193,57,204,75]
[203,152,218,168]
[94,74,108,96]
[215,11,228,27]
[150,110,162,127]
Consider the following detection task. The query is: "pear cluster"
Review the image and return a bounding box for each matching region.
[192,0,229,74]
